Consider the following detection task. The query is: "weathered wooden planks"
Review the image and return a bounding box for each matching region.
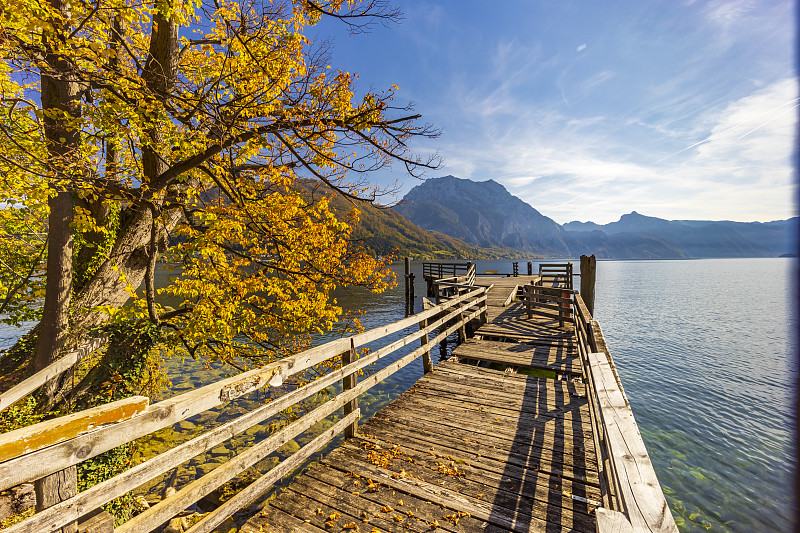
[251,355,601,532]
[237,260,677,532]
[452,339,581,375]
[0,396,148,463]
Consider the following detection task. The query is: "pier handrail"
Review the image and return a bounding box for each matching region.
[422,261,473,280]
[0,287,488,533]
[573,294,678,533]
[539,262,573,290]
[0,335,108,412]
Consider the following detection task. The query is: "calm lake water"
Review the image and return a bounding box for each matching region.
[1,258,794,532]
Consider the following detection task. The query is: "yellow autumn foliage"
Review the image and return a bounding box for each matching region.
[0,0,436,366]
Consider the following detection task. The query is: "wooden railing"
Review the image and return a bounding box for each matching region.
[422,262,475,285]
[0,287,488,533]
[431,280,487,344]
[0,335,108,412]
[421,261,473,281]
[522,284,573,326]
[538,262,574,289]
[423,261,476,297]
[572,294,678,533]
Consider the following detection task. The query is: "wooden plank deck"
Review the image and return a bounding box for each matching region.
[244,275,600,532]
[477,275,537,312]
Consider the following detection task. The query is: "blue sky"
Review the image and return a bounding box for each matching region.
[314,0,796,224]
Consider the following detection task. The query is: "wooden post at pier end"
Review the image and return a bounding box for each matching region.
[580,254,596,315]
[404,257,414,314]
[409,270,415,314]
[527,261,533,276]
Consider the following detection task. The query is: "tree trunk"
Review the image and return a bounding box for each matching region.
[34,0,80,387]
[69,11,181,332]
[33,0,81,527]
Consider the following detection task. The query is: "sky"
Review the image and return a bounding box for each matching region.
[313,0,797,224]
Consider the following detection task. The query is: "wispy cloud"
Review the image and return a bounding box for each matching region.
[435,77,796,224]
[325,1,796,224]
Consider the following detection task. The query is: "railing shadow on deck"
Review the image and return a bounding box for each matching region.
[0,286,488,533]
[483,286,678,533]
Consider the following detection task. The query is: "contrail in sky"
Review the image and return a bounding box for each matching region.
[655,96,800,164]
[736,102,799,139]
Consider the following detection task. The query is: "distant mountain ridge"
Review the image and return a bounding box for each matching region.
[563,211,797,258]
[394,176,797,259]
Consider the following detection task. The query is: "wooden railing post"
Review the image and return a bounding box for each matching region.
[419,317,433,374]
[342,338,358,438]
[580,254,596,315]
[456,295,467,344]
[525,282,532,319]
[35,467,77,533]
[527,261,532,275]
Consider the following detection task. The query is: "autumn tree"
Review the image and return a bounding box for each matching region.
[0,0,439,396]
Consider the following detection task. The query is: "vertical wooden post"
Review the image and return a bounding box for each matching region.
[526,282,533,319]
[513,262,519,277]
[457,296,467,344]
[404,257,411,310]
[420,317,433,373]
[342,338,358,438]
[35,467,77,533]
[580,254,596,315]
[407,272,415,315]
[527,261,532,276]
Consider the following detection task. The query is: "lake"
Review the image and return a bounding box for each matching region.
[1,257,794,532]
[592,258,796,532]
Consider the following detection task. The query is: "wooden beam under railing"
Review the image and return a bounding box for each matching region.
[0,335,108,412]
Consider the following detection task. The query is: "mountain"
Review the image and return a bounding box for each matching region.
[395,176,797,259]
[564,211,798,258]
[299,181,517,259]
[394,176,570,255]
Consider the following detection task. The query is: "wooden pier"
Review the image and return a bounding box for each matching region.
[246,274,601,532]
[0,259,677,533]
